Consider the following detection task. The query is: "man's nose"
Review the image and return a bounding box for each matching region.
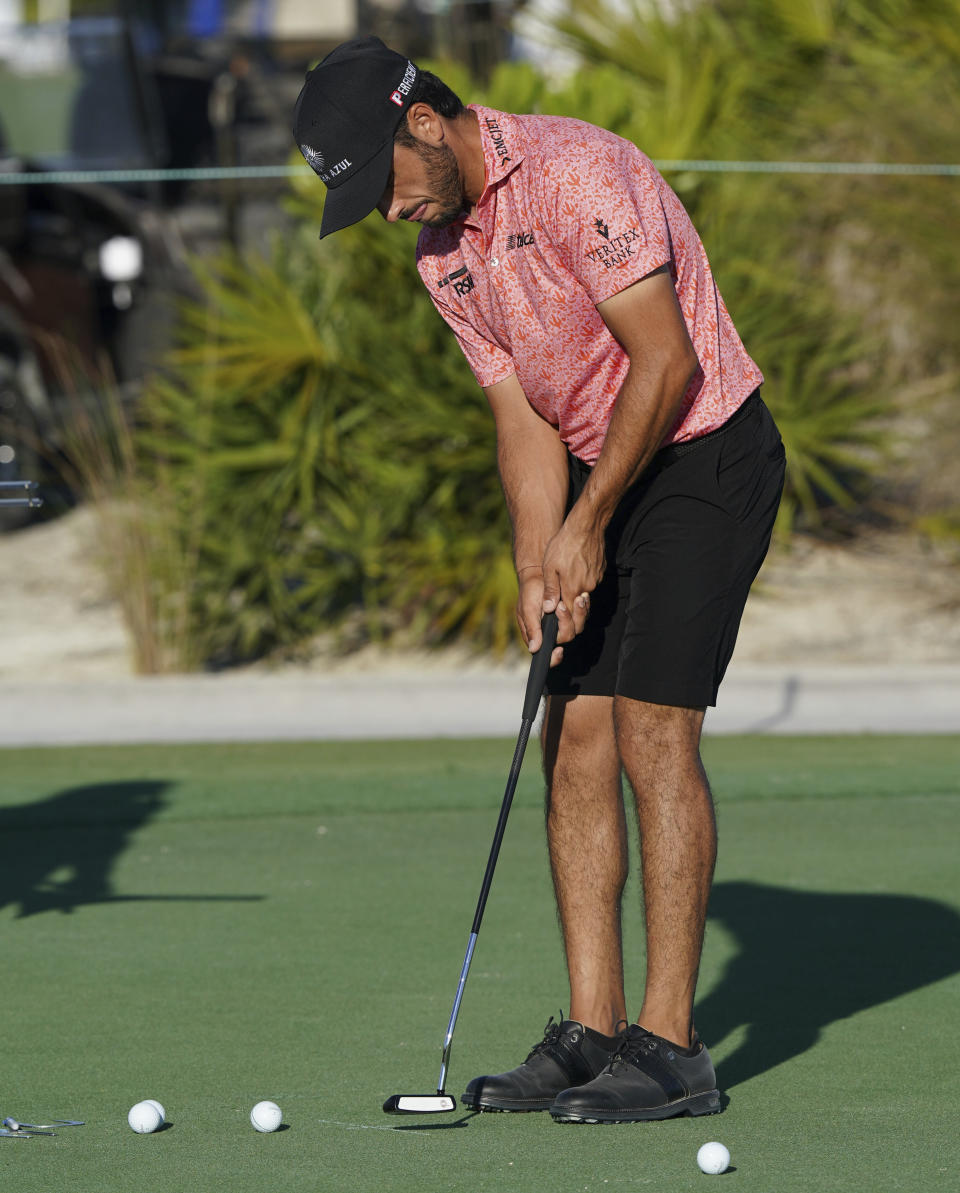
[377,185,401,223]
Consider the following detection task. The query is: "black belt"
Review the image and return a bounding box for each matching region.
[657,388,761,465]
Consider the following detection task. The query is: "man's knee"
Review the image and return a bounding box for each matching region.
[544,693,615,750]
[613,697,705,770]
[542,694,618,787]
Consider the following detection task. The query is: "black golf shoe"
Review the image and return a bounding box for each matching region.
[462,1016,617,1112]
[550,1024,721,1123]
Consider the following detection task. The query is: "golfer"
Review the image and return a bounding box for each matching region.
[294,36,785,1123]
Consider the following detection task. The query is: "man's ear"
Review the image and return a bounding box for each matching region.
[405,102,444,145]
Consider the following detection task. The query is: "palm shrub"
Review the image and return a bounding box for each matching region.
[138,242,396,665]
[139,194,514,664]
[689,175,890,535]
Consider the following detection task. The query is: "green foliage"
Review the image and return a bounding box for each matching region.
[129,0,958,669]
[553,0,960,373]
[554,0,960,524]
[137,209,511,666]
[691,178,888,536]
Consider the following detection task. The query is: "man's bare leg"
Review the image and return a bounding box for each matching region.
[542,693,629,1037]
[613,697,716,1048]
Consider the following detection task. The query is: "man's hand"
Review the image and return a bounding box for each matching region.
[516,569,565,667]
[540,514,605,646]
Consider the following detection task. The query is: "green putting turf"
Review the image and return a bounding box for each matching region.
[0,736,957,1192]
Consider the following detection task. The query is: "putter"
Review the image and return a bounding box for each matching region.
[383,610,559,1115]
[0,1114,82,1137]
[1,1120,56,1136]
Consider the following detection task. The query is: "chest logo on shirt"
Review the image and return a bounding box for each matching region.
[438,265,475,297]
[585,221,642,269]
[484,117,513,166]
[506,231,535,251]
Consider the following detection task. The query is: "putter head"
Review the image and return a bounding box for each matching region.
[382,1094,456,1115]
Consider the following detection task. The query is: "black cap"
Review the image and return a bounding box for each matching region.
[293,36,419,238]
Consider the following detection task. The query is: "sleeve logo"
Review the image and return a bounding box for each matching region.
[585,223,641,268]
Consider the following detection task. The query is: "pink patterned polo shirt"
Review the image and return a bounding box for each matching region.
[416,106,763,463]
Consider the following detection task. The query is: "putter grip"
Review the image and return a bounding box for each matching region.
[521,611,559,722]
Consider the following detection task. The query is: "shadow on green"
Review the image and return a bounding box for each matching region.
[0,781,264,917]
[701,880,960,1092]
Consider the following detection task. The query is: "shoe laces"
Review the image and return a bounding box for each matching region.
[609,1024,657,1067]
[525,1013,565,1062]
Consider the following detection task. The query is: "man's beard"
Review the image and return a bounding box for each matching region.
[412,140,466,229]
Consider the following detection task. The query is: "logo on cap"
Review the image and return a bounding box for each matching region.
[389,61,417,107]
[319,158,353,184]
[301,144,325,173]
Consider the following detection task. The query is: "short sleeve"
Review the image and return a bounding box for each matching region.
[542,136,673,306]
[425,288,515,390]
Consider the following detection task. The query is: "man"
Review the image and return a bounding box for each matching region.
[294,36,785,1124]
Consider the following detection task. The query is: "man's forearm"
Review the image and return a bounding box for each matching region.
[497,424,569,573]
[484,373,570,575]
[568,351,695,538]
[568,270,700,542]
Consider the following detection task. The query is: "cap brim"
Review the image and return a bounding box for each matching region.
[319,138,394,239]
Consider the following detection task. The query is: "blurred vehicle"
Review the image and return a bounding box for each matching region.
[0,8,355,529]
[0,15,189,524]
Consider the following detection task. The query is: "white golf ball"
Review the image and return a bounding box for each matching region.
[143,1099,165,1123]
[697,1141,731,1174]
[127,1100,163,1134]
[250,1100,282,1133]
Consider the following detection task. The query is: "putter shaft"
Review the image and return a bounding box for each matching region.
[437,931,478,1094]
[434,614,557,1096]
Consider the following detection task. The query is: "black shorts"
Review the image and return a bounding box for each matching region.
[545,389,785,708]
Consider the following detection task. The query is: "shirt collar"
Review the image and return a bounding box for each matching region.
[469,105,524,203]
[431,106,523,236]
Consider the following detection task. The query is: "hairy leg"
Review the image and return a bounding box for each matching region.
[614,697,716,1048]
[542,693,628,1036]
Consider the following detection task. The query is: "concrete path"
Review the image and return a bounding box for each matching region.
[2,663,959,746]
